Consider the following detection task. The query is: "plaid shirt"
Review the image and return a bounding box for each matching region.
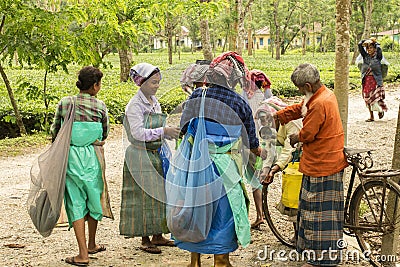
[180,85,259,149]
[50,93,109,141]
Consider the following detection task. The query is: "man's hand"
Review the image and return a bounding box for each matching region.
[261,164,281,185]
[289,134,299,148]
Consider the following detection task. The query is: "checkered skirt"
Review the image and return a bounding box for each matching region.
[296,171,344,266]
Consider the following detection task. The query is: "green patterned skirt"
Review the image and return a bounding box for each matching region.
[119,144,169,237]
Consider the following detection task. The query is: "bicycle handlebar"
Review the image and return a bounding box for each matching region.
[344,147,374,171]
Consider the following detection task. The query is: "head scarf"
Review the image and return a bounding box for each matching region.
[180,60,210,94]
[129,63,160,86]
[205,51,250,90]
[255,96,288,119]
[249,69,271,92]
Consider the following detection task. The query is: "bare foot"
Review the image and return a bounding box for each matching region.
[151,236,175,246]
[250,219,265,229]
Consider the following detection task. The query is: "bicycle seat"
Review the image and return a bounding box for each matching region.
[344,147,373,156]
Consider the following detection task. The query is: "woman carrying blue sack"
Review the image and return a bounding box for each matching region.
[167,51,266,267]
[119,63,180,254]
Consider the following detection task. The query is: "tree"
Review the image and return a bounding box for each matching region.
[334,0,351,142]
[383,104,400,258]
[199,0,214,61]
[66,0,161,82]
[236,0,255,55]
[362,0,373,39]
[0,1,70,136]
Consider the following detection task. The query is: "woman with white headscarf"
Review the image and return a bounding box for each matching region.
[119,63,180,254]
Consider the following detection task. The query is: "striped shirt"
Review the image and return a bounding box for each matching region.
[50,93,109,141]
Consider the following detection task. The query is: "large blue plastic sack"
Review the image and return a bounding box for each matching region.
[158,141,172,179]
[166,89,224,243]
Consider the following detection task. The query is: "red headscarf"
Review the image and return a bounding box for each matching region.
[206,51,250,91]
[249,69,271,93]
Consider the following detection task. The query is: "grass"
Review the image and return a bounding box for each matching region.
[0,131,50,158]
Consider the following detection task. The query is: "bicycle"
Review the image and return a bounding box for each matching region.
[262,147,400,266]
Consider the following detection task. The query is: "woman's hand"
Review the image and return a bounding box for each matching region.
[164,126,180,139]
[260,147,268,160]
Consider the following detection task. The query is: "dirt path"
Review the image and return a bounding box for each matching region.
[0,86,399,267]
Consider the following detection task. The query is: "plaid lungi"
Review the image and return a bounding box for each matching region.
[297,171,344,266]
[362,75,388,112]
[119,113,169,237]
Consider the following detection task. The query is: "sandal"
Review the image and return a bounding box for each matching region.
[88,244,106,254]
[379,112,384,119]
[139,245,162,254]
[365,118,374,122]
[250,219,265,229]
[151,239,175,247]
[65,257,89,266]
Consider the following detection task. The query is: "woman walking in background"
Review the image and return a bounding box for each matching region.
[358,37,388,122]
[50,66,113,266]
[119,63,180,254]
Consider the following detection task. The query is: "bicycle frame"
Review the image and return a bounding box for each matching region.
[343,148,400,233]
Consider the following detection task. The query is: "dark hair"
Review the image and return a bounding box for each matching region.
[196,59,211,65]
[76,66,103,91]
[255,80,263,89]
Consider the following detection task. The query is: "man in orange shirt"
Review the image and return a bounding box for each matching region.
[275,63,348,267]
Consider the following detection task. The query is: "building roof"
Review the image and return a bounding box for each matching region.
[374,29,400,36]
[255,26,270,35]
[181,26,189,36]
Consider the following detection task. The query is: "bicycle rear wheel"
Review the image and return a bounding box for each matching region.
[262,177,296,248]
[349,178,400,266]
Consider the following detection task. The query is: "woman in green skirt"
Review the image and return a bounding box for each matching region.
[120,63,180,254]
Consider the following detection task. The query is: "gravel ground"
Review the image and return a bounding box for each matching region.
[0,85,399,267]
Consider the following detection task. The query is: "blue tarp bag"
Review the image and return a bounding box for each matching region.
[166,89,224,242]
[158,141,172,179]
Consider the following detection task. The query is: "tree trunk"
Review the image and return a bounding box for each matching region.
[334,0,351,143]
[302,31,307,55]
[236,0,244,55]
[199,0,213,61]
[200,19,213,61]
[247,27,253,56]
[236,0,254,55]
[273,1,281,60]
[118,47,133,82]
[43,70,49,129]
[0,64,27,136]
[166,16,173,65]
[228,1,238,52]
[383,103,400,259]
[350,0,373,65]
[362,0,373,39]
[350,32,363,65]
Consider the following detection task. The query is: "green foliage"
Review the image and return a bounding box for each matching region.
[379,36,400,52]
[1,51,400,138]
[159,86,187,114]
